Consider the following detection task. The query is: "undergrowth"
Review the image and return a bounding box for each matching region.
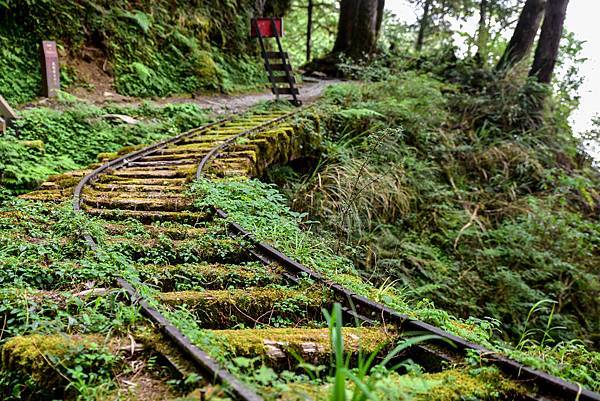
[189,176,600,391]
[0,0,288,103]
[0,199,144,400]
[0,101,208,195]
[272,73,600,351]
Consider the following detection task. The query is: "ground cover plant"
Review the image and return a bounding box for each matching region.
[0,198,237,400]
[0,101,209,196]
[0,0,291,103]
[189,176,600,391]
[0,200,138,400]
[0,98,597,399]
[266,67,600,375]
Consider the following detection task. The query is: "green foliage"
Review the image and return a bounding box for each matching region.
[0,198,154,399]
[285,0,338,65]
[0,33,40,104]
[0,335,120,401]
[322,303,446,401]
[270,68,600,389]
[0,0,275,102]
[191,178,352,275]
[0,101,208,193]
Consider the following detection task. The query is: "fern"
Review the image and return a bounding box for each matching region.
[119,10,152,34]
[130,62,152,81]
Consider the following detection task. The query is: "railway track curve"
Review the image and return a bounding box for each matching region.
[22,102,599,400]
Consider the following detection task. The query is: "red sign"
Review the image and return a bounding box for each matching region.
[41,41,61,97]
[251,18,284,38]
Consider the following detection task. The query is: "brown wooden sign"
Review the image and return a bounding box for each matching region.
[41,41,60,97]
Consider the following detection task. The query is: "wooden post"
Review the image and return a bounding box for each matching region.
[40,41,61,97]
[0,95,17,133]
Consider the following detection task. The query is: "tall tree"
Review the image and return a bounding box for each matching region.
[415,0,432,51]
[529,0,569,83]
[375,0,386,38]
[332,0,385,57]
[496,0,546,71]
[348,0,383,58]
[412,0,469,51]
[332,0,359,53]
[475,0,489,61]
[305,0,385,75]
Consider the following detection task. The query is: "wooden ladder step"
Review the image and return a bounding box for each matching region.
[272,87,299,95]
[272,75,296,83]
[264,51,288,59]
[268,63,292,71]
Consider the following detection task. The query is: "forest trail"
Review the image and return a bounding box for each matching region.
[33,80,338,116]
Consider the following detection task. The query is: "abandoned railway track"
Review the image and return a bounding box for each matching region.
[20,103,600,401]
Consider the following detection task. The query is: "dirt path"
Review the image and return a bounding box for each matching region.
[155,80,338,114]
[26,79,338,115]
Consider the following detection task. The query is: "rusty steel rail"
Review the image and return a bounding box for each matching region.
[196,114,600,401]
[72,116,255,400]
[72,109,310,401]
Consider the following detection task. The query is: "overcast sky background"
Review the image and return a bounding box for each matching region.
[385,1,599,138]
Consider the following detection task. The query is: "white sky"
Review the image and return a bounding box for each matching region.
[385,1,599,136]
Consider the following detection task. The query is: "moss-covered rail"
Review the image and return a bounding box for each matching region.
[15,104,600,401]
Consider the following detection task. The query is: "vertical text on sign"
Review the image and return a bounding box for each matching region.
[41,41,61,97]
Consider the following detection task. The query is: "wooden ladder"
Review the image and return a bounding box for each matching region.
[254,18,302,106]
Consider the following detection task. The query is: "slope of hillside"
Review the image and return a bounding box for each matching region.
[0,0,291,104]
[269,63,600,355]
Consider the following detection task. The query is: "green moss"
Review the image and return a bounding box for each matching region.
[1,334,106,390]
[137,262,281,291]
[158,287,329,328]
[107,234,245,265]
[97,152,119,161]
[19,140,45,152]
[280,367,524,401]
[210,327,393,364]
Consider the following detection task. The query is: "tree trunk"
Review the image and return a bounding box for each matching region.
[475,0,489,63]
[375,0,386,38]
[416,0,432,51]
[496,0,546,71]
[306,0,314,62]
[254,0,266,16]
[304,0,384,75]
[348,0,381,58]
[529,0,570,83]
[333,0,360,53]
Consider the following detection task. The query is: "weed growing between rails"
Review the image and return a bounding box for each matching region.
[0,200,138,400]
[0,198,232,400]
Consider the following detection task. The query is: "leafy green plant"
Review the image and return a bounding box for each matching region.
[323,303,447,401]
